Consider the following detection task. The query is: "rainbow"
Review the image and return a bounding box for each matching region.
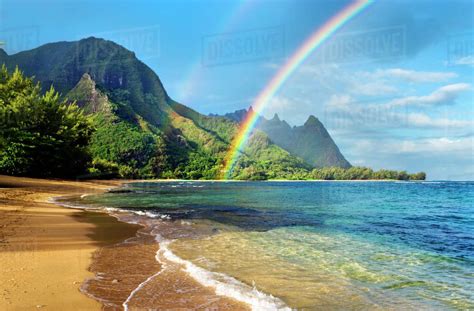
[221,0,373,179]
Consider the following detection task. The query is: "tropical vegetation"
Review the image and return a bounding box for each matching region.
[0,38,427,181]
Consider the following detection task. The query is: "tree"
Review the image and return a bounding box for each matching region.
[409,172,426,180]
[0,66,93,177]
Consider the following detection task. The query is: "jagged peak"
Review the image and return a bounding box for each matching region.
[304,115,321,127]
[75,72,97,90]
[271,113,280,122]
[79,72,93,82]
[68,72,112,115]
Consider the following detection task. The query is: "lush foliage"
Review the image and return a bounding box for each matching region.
[309,166,426,181]
[65,72,170,179]
[0,39,427,181]
[87,116,167,178]
[230,131,311,180]
[231,161,425,181]
[0,66,93,177]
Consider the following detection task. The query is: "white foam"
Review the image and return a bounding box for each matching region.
[122,269,165,311]
[122,233,172,311]
[129,210,171,220]
[104,207,121,212]
[155,234,291,311]
[53,193,290,310]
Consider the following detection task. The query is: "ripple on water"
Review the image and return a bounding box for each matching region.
[170,226,473,310]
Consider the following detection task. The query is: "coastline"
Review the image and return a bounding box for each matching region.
[0,175,138,310]
[0,175,420,310]
[129,178,414,183]
[1,176,464,310]
[0,176,253,310]
[59,186,257,310]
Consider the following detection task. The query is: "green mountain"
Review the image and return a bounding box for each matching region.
[221,109,351,168]
[261,115,351,168]
[0,37,309,179]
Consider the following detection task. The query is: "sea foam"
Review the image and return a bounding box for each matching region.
[153,233,291,311]
[52,191,291,310]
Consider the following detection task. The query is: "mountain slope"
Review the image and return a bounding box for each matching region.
[0,37,169,126]
[221,109,351,168]
[0,38,309,179]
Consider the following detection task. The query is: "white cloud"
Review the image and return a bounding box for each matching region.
[388,83,471,108]
[406,113,474,128]
[295,66,459,98]
[454,55,474,67]
[399,137,473,153]
[324,94,473,130]
[325,94,352,110]
[376,68,458,82]
[351,81,398,96]
[263,96,313,124]
[266,60,474,180]
[350,136,473,155]
[336,135,474,180]
[266,96,292,110]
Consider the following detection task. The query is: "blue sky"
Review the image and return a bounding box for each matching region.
[1,0,473,180]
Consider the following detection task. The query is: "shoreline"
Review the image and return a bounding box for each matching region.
[121,178,424,183]
[0,176,255,310]
[0,175,139,310]
[59,186,264,310]
[1,176,468,310]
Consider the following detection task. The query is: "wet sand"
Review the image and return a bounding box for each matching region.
[0,175,250,310]
[83,222,248,310]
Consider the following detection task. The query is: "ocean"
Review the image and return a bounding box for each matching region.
[65,181,474,310]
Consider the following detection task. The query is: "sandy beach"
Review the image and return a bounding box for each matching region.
[0,176,250,310]
[0,175,138,310]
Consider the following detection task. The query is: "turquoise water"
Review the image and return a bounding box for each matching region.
[79,181,473,310]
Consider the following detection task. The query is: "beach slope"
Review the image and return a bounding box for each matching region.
[0,175,138,310]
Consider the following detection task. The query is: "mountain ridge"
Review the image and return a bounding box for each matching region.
[218,108,351,168]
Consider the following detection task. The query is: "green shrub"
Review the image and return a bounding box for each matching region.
[0,66,93,177]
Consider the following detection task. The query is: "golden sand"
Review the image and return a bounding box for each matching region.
[0,175,137,310]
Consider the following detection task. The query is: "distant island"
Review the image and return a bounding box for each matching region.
[0,38,425,181]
